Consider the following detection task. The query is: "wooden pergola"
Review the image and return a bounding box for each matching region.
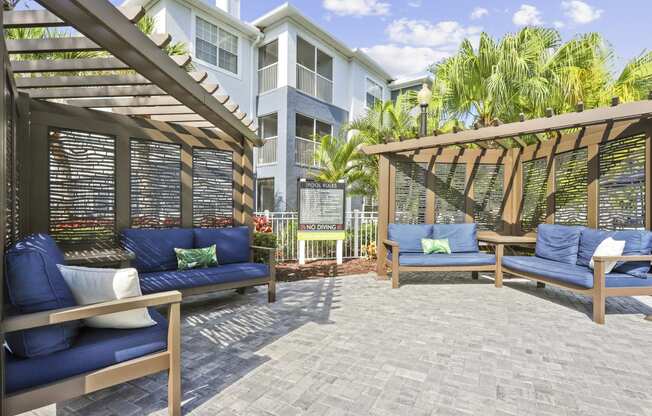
[362,100,652,275]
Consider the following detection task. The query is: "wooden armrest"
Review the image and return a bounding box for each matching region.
[2,291,182,333]
[478,235,536,245]
[593,255,652,263]
[383,239,399,248]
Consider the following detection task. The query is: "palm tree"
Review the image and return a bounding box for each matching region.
[310,134,370,195]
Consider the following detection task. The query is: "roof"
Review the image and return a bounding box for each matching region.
[252,2,394,82]
[362,99,652,155]
[122,0,261,38]
[389,74,433,90]
[4,2,260,145]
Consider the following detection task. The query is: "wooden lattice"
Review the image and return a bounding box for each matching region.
[434,163,466,224]
[192,148,234,227]
[472,164,504,230]
[599,135,646,230]
[394,161,427,224]
[130,139,182,228]
[4,79,19,247]
[554,148,588,226]
[49,128,116,247]
[521,158,547,232]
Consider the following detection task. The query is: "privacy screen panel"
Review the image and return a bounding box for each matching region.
[130,139,182,228]
[472,164,504,231]
[434,163,466,224]
[48,128,116,247]
[599,135,646,230]
[520,158,547,233]
[5,79,19,247]
[192,148,234,227]
[554,148,588,226]
[394,161,426,224]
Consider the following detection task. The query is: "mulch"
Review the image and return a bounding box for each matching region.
[276,258,376,282]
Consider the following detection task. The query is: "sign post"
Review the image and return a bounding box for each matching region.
[297,179,346,265]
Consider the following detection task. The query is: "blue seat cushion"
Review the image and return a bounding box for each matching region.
[4,234,79,358]
[194,227,251,264]
[397,252,495,267]
[503,256,594,288]
[535,224,584,265]
[432,223,479,253]
[611,230,652,277]
[5,309,167,394]
[577,228,614,267]
[139,263,269,294]
[604,273,652,288]
[387,224,433,253]
[121,228,194,273]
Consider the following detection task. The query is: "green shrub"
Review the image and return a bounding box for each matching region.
[253,232,277,263]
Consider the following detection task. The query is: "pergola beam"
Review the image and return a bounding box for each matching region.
[3,6,145,28]
[25,84,166,99]
[16,74,152,88]
[151,114,206,122]
[10,55,191,73]
[111,106,194,116]
[61,96,182,108]
[6,33,170,54]
[35,0,259,143]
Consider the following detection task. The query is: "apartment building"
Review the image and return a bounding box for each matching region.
[124,0,395,211]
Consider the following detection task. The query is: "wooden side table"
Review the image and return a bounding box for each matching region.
[64,248,135,268]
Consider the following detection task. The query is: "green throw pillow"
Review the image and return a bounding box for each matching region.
[175,245,218,270]
[421,238,451,254]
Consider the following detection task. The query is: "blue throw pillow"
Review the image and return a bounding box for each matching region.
[387,224,433,253]
[535,224,584,265]
[432,223,479,253]
[577,228,614,267]
[194,226,251,264]
[121,228,194,272]
[4,234,79,357]
[612,230,652,278]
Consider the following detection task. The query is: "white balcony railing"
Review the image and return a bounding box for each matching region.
[295,136,320,168]
[296,64,332,104]
[258,63,278,94]
[257,137,277,165]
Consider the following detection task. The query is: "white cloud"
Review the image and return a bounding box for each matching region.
[470,7,489,20]
[408,0,422,7]
[386,18,482,49]
[561,0,603,24]
[512,4,543,26]
[363,44,449,78]
[553,20,565,28]
[322,0,390,17]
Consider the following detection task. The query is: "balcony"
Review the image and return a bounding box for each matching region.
[258,63,278,94]
[257,137,277,165]
[296,64,333,104]
[295,136,320,168]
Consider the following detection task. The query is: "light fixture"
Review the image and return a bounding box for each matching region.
[417,83,432,107]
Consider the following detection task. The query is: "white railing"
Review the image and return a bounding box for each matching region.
[296,64,333,104]
[258,63,278,94]
[257,137,277,165]
[295,136,320,168]
[256,210,378,262]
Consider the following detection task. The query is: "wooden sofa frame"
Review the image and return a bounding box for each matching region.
[382,239,496,289]
[1,291,183,416]
[486,236,652,324]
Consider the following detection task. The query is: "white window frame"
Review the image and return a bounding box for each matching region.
[295,113,333,168]
[257,112,278,166]
[191,13,241,79]
[366,77,383,109]
[296,36,334,103]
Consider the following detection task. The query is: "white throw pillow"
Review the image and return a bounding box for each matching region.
[589,237,626,274]
[58,265,156,329]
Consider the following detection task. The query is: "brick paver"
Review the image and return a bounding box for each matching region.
[26,272,652,415]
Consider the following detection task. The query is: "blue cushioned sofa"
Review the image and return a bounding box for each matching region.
[498,224,652,324]
[382,223,496,288]
[3,234,182,416]
[121,226,276,302]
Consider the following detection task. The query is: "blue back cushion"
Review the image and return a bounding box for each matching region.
[535,224,583,265]
[611,230,652,277]
[432,223,479,253]
[4,234,79,357]
[194,226,250,264]
[387,224,433,253]
[577,228,614,267]
[121,228,194,272]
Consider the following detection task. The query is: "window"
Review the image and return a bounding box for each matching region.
[258,40,278,93]
[258,113,278,165]
[366,78,383,108]
[295,114,332,167]
[257,178,275,212]
[195,17,238,74]
[296,37,333,103]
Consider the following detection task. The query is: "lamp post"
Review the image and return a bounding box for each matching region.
[417,83,432,137]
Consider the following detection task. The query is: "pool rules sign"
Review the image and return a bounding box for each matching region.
[297,179,346,264]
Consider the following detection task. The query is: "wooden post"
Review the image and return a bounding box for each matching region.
[115,134,131,233]
[425,160,436,224]
[167,302,181,416]
[376,155,390,277]
[592,260,606,324]
[587,143,599,228]
[646,136,651,230]
[242,139,254,228]
[545,154,555,224]
[268,248,276,303]
[494,244,504,287]
[180,142,193,228]
[464,159,475,223]
[504,148,520,235]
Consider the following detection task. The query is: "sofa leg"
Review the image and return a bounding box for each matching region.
[494,245,503,288]
[168,303,181,416]
[268,282,276,303]
[391,268,399,289]
[536,282,546,289]
[593,294,605,325]
[471,271,479,280]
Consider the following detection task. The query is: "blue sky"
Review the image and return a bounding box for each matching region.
[242,0,651,79]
